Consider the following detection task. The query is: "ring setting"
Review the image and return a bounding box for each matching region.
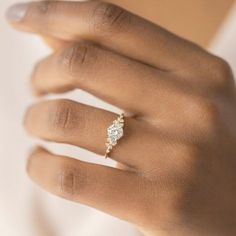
[105,113,124,158]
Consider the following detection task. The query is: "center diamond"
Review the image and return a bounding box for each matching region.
[107,123,124,146]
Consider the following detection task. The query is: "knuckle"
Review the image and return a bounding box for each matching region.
[59,164,88,198]
[48,100,76,133]
[91,2,131,35]
[59,44,95,79]
[212,57,232,77]
[208,56,233,89]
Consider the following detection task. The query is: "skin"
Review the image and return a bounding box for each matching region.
[6,1,236,235]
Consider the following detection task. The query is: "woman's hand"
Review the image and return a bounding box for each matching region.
[6,1,236,235]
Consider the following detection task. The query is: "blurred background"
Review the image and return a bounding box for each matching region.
[0,0,236,235]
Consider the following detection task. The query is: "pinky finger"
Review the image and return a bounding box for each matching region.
[27,147,151,225]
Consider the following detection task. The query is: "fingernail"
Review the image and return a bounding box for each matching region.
[6,3,28,22]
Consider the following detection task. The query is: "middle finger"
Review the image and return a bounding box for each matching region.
[32,43,170,116]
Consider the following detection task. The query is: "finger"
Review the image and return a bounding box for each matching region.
[27,147,152,226]
[6,1,206,70]
[24,99,194,172]
[32,43,169,115]
[24,99,151,168]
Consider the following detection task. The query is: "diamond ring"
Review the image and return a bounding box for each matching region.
[105,113,125,158]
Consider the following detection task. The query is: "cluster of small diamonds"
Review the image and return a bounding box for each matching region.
[105,113,124,158]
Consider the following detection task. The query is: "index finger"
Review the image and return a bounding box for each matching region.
[6,1,207,71]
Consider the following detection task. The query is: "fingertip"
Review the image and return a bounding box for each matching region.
[29,146,49,156]
[27,146,50,173]
[23,104,34,129]
[31,86,47,97]
[30,64,48,97]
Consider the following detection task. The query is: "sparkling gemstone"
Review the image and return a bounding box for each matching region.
[107,123,123,145]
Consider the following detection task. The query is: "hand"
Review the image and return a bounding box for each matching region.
[6,1,236,235]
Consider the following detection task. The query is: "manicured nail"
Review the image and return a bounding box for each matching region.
[6,3,28,22]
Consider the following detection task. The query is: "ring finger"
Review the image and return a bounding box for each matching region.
[25,100,162,167]
[24,99,182,170]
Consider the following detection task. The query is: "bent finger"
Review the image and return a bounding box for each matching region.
[32,43,168,115]
[24,99,152,168]
[6,1,207,70]
[27,147,152,225]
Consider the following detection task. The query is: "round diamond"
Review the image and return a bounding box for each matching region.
[107,123,123,145]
